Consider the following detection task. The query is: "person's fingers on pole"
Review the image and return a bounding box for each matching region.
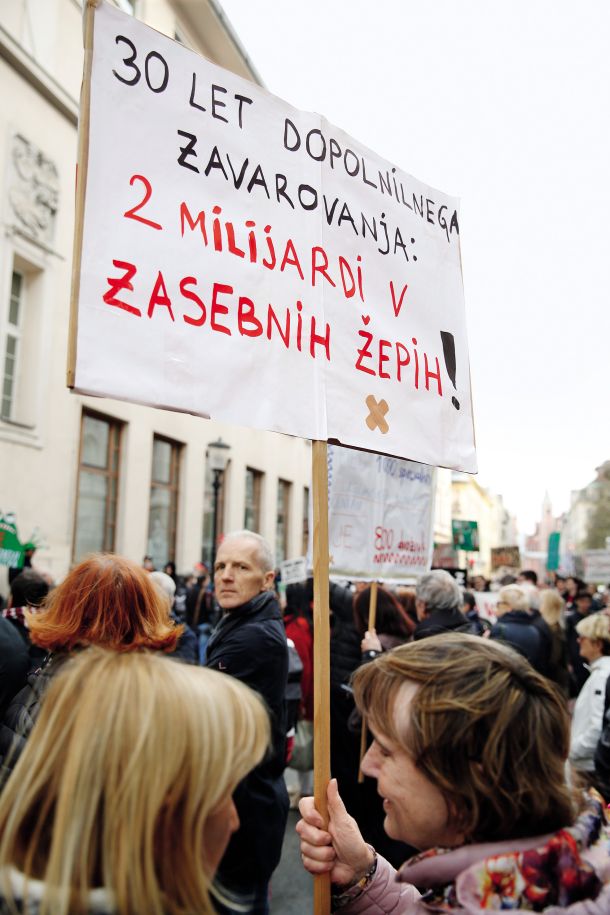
[300,846,335,875]
[295,816,332,848]
[297,795,326,829]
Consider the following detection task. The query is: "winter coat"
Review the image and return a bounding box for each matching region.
[285,613,313,720]
[205,591,289,886]
[336,792,610,913]
[0,653,68,779]
[489,610,550,676]
[413,608,476,640]
[0,625,197,780]
[570,655,610,772]
[0,618,29,718]
[546,621,570,694]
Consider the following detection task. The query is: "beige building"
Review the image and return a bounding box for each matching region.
[0,0,312,588]
[451,473,516,576]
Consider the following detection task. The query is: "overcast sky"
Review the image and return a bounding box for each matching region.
[219,0,610,536]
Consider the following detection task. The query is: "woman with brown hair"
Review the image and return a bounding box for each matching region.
[298,634,610,912]
[354,586,415,663]
[0,553,183,774]
[0,648,270,914]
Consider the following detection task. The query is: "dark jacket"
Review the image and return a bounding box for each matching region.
[0,618,29,718]
[0,653,67,779]
[206,591,289,886]
[567,609,592,695]
[413,607,476,640]
[489,610,550,675]
[0,627,197,779]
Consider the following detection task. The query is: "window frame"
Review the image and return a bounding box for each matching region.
[148,434,182,566]
[72,410,122,562]
[244,467,263,532]
[276,478,292,564]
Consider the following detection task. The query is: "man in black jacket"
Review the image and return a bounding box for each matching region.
[206,531,288,915]
[413,570,474,640]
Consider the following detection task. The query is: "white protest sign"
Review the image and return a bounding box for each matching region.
[583,550,610,584]
[474,591,498,623]
[326,444,435,580]
[280,557,308,586]
[71,1,476,471]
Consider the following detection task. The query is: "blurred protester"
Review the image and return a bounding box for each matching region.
[0,619,28,720]
[186,564,215,627]
[413,571,475,640]
[517,569,539,587]
[142,555,155,571]
[0,648,270,915]
[489,585,550,676]
[555,573,569,599]
[297,634,610,913]
[566,576,585,611]
[150,571,199,664]
[284,583,313,721]
[469,574,488,592]
[206,530,288,915]
[356,586,414,662]
[395,588,417,629]
[0,554,182,776]
[461,590,491,636]
[163,560,177,583]
[567,590,597,696]
[539,588,570,694]
[569,613,610,785]
[284,582,313,802]
[3,569,49,670]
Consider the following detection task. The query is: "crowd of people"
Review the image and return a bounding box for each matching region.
[0,544,609,912]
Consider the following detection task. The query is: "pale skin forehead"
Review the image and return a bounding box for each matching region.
[215,536,264,570]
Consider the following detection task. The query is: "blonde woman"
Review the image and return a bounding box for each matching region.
[540,588,570,694]
[570,613,610,781]
[0,648,270,915]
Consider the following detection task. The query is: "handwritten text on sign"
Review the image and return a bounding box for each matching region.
[73,1,476,471]
[326,445,435,580]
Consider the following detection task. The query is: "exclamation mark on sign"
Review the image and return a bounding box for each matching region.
[440,331,460,410]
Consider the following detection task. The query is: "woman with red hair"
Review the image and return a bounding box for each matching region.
[0,553,183,775]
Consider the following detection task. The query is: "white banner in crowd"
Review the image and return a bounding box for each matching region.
[326,444,435,580]
[71,1,476,471]
[473,591,499,623]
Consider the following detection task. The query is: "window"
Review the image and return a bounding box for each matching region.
[73,412,122,561]
[148,436,181,570]
[302,486,310,556]
[276,479,292,564]
[244,468,263,531]
[2,272,24,421]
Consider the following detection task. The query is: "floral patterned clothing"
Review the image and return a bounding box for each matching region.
[340,792,610,913]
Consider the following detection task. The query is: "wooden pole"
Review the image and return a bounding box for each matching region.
[67,0,100,387]
[358,580,378,782]
[312,440,331,915]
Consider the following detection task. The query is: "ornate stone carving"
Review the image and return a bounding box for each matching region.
[8,133,59,245]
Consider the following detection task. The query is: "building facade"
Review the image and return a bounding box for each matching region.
[0,0,312,587]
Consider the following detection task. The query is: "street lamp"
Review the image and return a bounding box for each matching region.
[207,438,231,577]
